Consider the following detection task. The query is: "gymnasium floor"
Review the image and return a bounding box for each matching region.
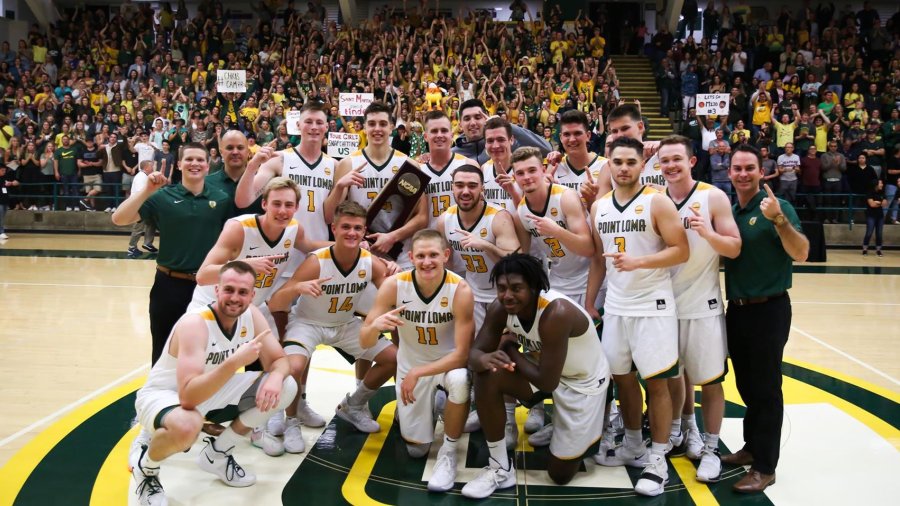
[0,233,897,505]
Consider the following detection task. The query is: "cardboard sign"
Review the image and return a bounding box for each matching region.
[339,93,374,117]
[696,93,730,115]
[217,70,247,93]
[286,110,302,135]
[327,132,359,158]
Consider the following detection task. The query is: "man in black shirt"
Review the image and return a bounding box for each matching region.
[77,137,103,210]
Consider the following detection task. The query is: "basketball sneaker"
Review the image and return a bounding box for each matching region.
[524,404,545,434]
[250,427,285,457]
[634,453,669,496]
[460,458,516,499]
[685,428,704,460]
[667,429,686,457]
[463,409,481,432]
[296,401,326,428]
[131,445,167,506]
[282,417,305,454]
[594,428,617,461]
[696,447,722,483]
[426,444,458,492]
[505,421,518,450]
[527,423,554,447]
[335,394,380,433]
[128,428,152,472]
[595,441,649,467]
[266,410,286,436]
[197,437,256,487]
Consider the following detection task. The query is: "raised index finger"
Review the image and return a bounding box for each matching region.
[689,206,701,216]
[390,305,406,314]
[763,183,775,198]
[354,162,367,173]
[316,276,333,284]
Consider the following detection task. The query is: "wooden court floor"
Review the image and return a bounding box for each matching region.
[0,234,897,505]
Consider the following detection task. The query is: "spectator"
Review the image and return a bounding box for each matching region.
[391,124,411,155]
[820,140,847,223]
[862,179,886,256]
[848,153,879,195]
[710,141,732,197]
[799,145,823,220]
[776,142,801,203]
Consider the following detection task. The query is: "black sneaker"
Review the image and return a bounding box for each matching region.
[877,250,883,257]
[127,247,141,258]
[142,244,159,253]
[78,199,92,210]
[862,249,868,256]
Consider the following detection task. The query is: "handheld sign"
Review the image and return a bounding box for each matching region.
[339,93,374,117]
[327,132,359,158]
[696,93,730,116]
[217,70,247,93]
[286,110,302,135]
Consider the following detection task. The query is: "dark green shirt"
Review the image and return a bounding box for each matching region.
[139,184,233,272]
[54,147,78,176]
[724,190,802,300]
[205,170,263,216]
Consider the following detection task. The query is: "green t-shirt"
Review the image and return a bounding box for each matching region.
[54,147,78,176]
[205,170,263,216]
[724,190,802,300]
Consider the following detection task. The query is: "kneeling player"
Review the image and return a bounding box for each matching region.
[464,254,610,499]
[131,261,297,506]
[360,229,475,492]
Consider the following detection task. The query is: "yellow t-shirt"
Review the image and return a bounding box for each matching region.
[240,106,260,122]
[752,101,772,126]
[549,89,569,113]
[590,36,606,58]
[815,124,828,152]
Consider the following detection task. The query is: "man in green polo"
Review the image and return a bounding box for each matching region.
[721,144,809,494]
[205,129,264,215]
[112,142,233,365]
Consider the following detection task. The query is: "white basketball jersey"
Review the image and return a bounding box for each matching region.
[395,269,461,370]
[143,306,256,392]
[424,154,470,228]
[517,184,590,297]
[190,214,297,308]
[291,246,373,326]
[607,153,667,189]
[507,290,609,395]
[443,203,503,303]
[481,160,520,212]
[281,148,335,243]
[555,153,606,193]
[594,186,676,316]
[669,182,723,318]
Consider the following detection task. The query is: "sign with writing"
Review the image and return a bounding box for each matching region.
[339,93,374,117]
[216,70,247,93]
[327,132,359,158]
[286,110,302,135]
[696,93,730,116]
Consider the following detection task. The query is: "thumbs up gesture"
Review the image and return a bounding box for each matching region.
[760,183,782,221]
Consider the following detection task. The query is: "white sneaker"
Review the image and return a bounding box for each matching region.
[426,444,458,492]
[66,207,73,211]
[250,427,285,457]
[335,394,380,433]
[266,410,286,436]
[196,437,256,487]
[463,409,481,433]
[505,421,518,450]
[696,447,722,482]
[128,428,152,472]
[28,205,37,210]
[527,423,554,447]
[104,207,113,212]
[296,401,326,428]
[685,427,704,460]
[592,429,617,464]
[635,453,669,496]
[595,441,649,467]
[131,445,167,506]
[282,418,305,454]
[667,430,686,457]
[460,459,516,499]
[0,233,8,240]
[524,405,545,434]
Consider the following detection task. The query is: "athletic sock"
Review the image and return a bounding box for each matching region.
[348,383,376,406]
[443,434,458,452]
[681,413,698,431]
[487,439,510,470]
[355,378,363,387]
[670,419,682,437]
[650,441,668,458]
[504,402,516,425]
[213,426,242,453]
[624,429,643,449]
[705,433,719,449]
[141,451,161,474]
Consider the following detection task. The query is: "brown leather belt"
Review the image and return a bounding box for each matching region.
[156,265,197,281]
[729,292,786,306]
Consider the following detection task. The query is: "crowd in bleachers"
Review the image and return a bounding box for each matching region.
[0,0,897,227]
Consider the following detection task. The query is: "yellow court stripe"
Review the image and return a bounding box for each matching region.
[783,357,900,404]
[669,457,719,506]
[341,401,396,506]
[0,377,144,506]
[90,425,141,506]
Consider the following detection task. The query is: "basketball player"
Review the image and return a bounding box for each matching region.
[480,117,523,214]
[360,229,475,492]
[553,110,607,196]
[463,253,610,499]
[659,135,742,482]
[324,101,426,269]
[421,110,478,228]
[130,261,296,506]
[267,201,398,450]
[437,164,520,329]
[586,137,688,497]
[580,103,665,204]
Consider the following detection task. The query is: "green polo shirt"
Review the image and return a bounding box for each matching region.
[205,170,264,216]
[724,190,802,300]
[139,184,233,272]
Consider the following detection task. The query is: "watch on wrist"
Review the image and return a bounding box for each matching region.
[773,213,786,226]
